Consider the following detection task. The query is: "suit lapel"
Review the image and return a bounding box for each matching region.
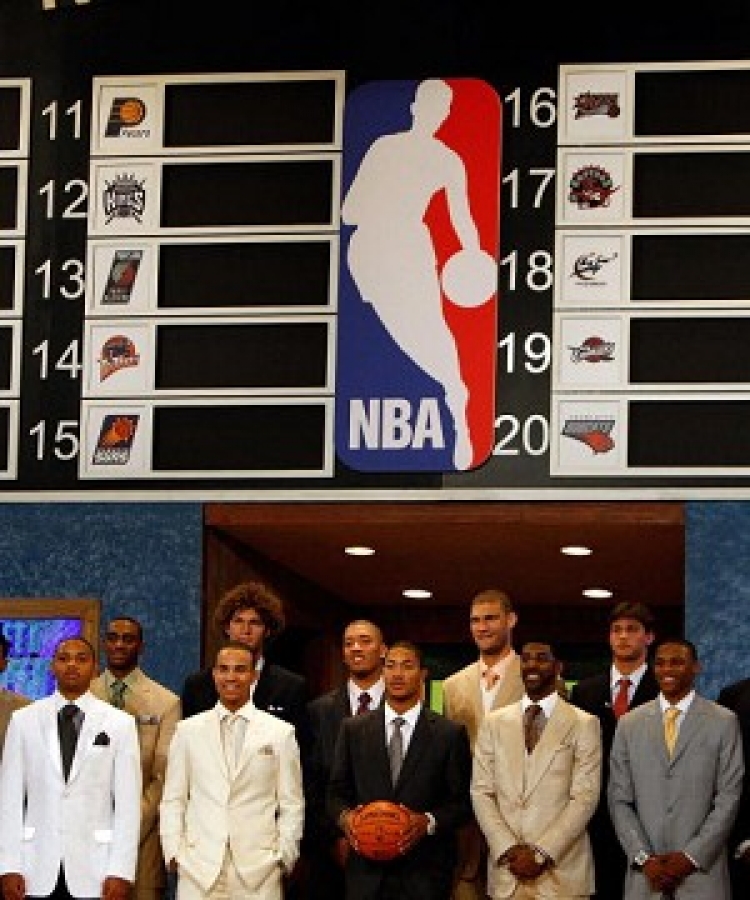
[68,705,105,781]
[396,707,429,788]
[524,700,575,794]
[43,700,64,779]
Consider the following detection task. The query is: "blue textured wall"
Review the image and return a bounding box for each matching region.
[686,501,750,700]
[0,503,202,694]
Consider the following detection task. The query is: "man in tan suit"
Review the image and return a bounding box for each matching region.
[0,630,31,759]
[442,589,524,899]
[471,640,601,899]
[91,615,181,900]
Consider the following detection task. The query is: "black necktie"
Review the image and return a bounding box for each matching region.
[356,691,372,715]
[59,704,81,781]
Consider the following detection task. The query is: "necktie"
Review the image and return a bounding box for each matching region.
[223,714,246,771]
[664,707,680,756]
[110,679,127,709]
[388,717,405,784]
[612,677,631,719]
[59,703,81,781]
[356,691,372,715]
[524,703,544,754]
[483,669,500,689]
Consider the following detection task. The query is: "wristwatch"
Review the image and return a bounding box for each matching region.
[632,850,651,870]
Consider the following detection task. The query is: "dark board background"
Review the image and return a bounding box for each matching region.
[3,0,750,497]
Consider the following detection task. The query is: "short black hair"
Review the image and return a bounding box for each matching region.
[654,636,697,661]
[386,639,424,668]
[608,601,656,631]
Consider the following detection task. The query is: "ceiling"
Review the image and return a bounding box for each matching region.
[205,501,685,618]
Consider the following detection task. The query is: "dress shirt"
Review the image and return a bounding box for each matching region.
[480,649,518,712]
[383,702,435,834]
[610,662,648,708]
[348,678,385,715]
[521,691,558,724]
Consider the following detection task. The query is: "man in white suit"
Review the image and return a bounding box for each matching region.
[160,641,304,900]
[608,637,743,899]
[471,640,601,899]
[0,635,142,900]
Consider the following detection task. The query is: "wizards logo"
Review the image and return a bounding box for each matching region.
[335,78,500,473]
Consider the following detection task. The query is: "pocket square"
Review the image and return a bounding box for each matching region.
[93,732,110,746]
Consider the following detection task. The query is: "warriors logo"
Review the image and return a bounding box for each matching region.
[98,335,140,382]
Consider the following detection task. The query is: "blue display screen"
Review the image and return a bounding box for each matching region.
[1,618,83,700]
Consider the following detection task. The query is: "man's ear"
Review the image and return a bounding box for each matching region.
[645,631,655,646]
[508,611,518,631]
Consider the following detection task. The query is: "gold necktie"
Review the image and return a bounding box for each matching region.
[664,706,680,756]
[110,680,127,709]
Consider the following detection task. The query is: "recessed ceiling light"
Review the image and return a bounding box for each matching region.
[561,545,592,556]
[402,588,432,599]
[583,587,613,599]
[344,545,375,556]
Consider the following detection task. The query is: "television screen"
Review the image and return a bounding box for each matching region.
[1,618,83,699]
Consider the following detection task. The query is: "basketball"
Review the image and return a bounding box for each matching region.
[350,800,410,861]
[441,248,497,308]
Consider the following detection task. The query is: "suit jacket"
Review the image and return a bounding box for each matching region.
[608,695,744,900]
[442,657,524,752]
[0,690,142,898]
[0,687,31,759]
[327,704,473,900]
[308,684,353,848]
[442,656,524,890]
[471,697,601,899]
[718,676,750,893]
[159,703,304,898]
[570,667,659,897]
[91,667,181,895]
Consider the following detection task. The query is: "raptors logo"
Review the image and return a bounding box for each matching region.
[569,165,619,210]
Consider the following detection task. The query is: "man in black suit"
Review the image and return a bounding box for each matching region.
[569,601,658,900]
[307,619,388,899]
[717,674,750,897]
[328,639,472,900]
[180,580,309,732]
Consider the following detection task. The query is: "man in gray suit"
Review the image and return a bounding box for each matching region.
[608,637,743,899]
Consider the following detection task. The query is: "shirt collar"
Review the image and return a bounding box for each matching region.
[610,662,647,691]
[384,701,421,729]
[659,690,695,714]
[104,667,141,690]
[480,649,516,679]
[217,700,254,721]
[521,691,558,718]
[348,678,385,711]
[54,689,93,714]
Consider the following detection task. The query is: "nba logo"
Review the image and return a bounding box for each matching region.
[335,78,501,473]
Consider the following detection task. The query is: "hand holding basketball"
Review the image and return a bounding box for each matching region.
[441,247,497,308]
[349,800,411,861]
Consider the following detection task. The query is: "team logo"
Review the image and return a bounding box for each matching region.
[569,165,619,209]
[569,336,616,363]
[103,173,146,224]
[561,417,615,454]
[102,250,142,305]
[336,78,501,473]
[104,97,148,138]
[570,250,618,283]
[98,335,140,382]
[92,414,139,465]
[573,91,620,119]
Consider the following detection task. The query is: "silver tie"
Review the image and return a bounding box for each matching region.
[388,716,405,785]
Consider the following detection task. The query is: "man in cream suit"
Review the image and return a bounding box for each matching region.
[0,636,142,900]
[608,637,743,899]
[160,641,304,900]
[442,589,524,900]
[471,640,601,899]
[91,615,181,900]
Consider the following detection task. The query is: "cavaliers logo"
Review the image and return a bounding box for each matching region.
[569,336,615,364]
[561,417,615,454]
[569,165,619,209]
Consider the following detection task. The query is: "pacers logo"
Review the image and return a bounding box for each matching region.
[336,78,500,473]
[105,97,148,138]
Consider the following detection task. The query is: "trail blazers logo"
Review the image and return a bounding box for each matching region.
[92,414,139,465]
